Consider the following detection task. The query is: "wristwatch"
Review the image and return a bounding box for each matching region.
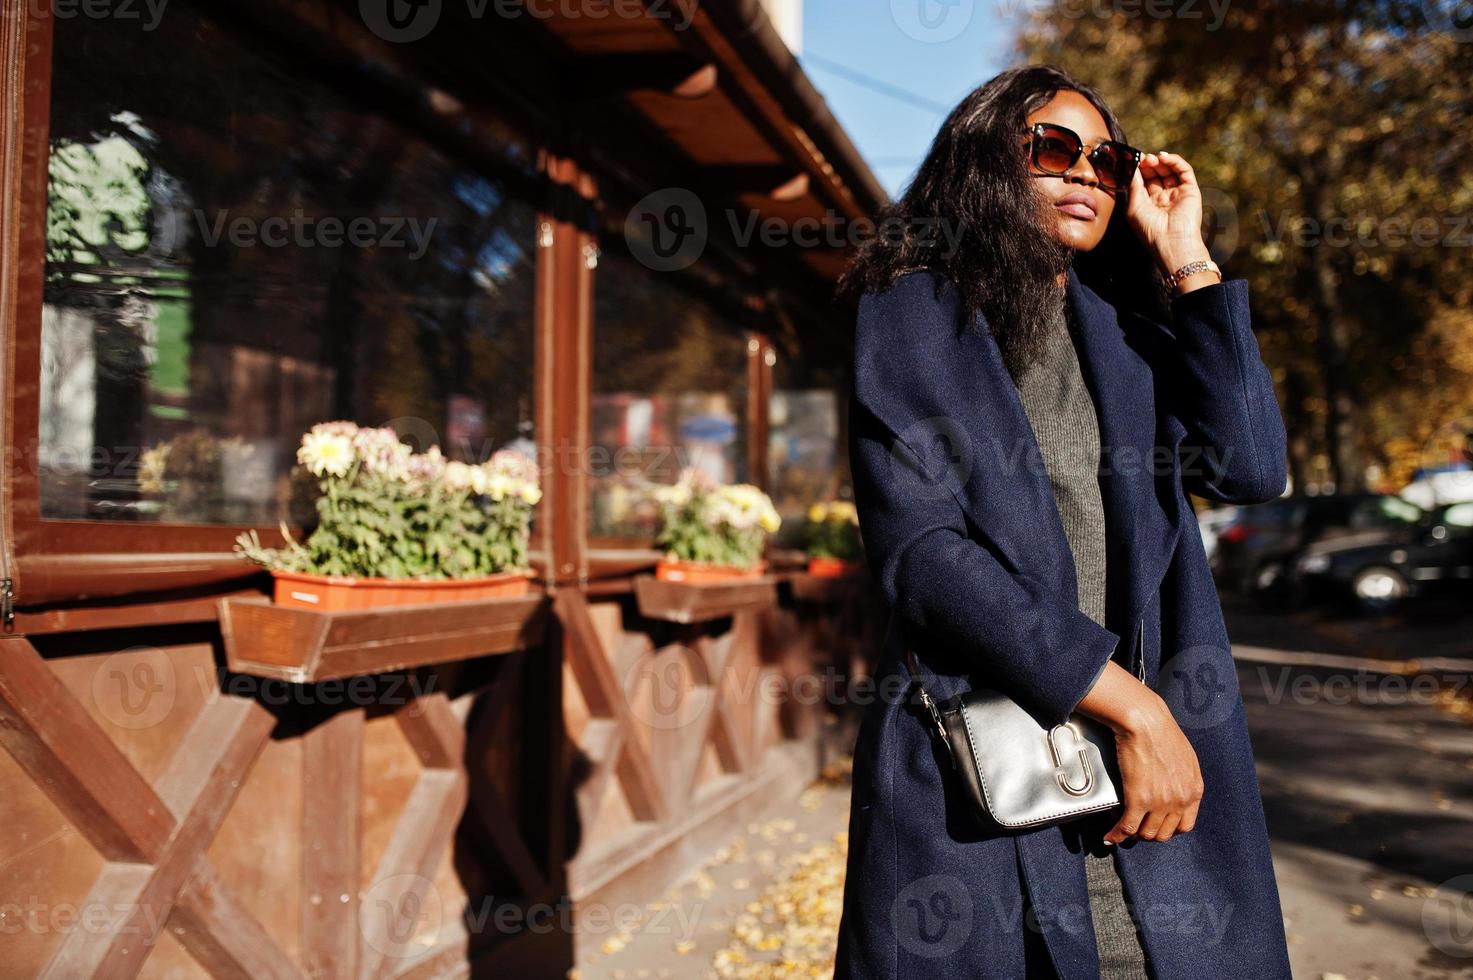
[1163,258,1222,293]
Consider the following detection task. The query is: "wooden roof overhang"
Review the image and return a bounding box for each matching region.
[541,0,889,273]
[316,0,889,335]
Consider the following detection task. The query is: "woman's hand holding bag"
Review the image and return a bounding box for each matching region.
[1075,660,1205,844]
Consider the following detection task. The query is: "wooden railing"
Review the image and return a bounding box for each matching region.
[0,567,879,978]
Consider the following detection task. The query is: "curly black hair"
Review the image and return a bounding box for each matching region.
[837,64,1169,379]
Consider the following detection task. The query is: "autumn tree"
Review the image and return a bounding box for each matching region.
[1019,0,1473,492]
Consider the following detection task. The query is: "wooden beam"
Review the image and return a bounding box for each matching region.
[0,638,171,862]
[396,692,466,771]
[41,696,277,979]
[174,863,310,980]
[553,591,667,822]
[357,769,469,980]
[565,54,717,100]
[632,574,778,623]
[699,164,812,200]
[302,707,365,980]
[538,153,595,588]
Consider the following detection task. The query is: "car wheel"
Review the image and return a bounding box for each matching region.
[1351,566,1408,613]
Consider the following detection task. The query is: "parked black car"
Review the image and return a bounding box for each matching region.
[1288,500,1473,612]
[1210,493,1421,596]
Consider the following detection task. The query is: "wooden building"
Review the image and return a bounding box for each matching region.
[0,0,886,977]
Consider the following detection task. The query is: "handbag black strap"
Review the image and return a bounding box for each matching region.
[904,647,953,749]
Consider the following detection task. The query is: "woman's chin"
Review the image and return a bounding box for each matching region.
[1051,222,1106,252]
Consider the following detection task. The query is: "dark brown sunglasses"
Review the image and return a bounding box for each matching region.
[1022,121,1142,194]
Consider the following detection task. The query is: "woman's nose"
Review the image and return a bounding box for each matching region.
[1065,159,1101,188]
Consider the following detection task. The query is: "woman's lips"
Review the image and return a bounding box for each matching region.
[1054,193,1101,219]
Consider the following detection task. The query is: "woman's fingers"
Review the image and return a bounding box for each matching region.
[1104,804,1145,845]
[1177,798,1201,835]
[1136,808,1168,841]
[1160,151,1198,185]
[1141,150,1193,184]
[1153,812,1184,842]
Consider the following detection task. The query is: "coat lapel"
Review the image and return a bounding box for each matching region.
[1060,265,1184,638]
[946,266,1185,645]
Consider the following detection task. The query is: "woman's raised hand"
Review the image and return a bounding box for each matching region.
[1124,149,1212,276]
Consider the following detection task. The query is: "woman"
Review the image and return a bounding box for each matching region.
[832,65,1293,979]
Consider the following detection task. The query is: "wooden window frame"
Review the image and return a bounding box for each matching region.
[0,2,566,606]
[0,0,785,608]
[578,178,776,560]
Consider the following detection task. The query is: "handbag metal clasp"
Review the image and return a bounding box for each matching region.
[1047,722,1095,797]
[915,686,955,762]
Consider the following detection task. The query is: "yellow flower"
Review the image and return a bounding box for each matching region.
[829,501,858,524]
[760,502,782,534]
[807,502,827,523]
[139,443,170,493]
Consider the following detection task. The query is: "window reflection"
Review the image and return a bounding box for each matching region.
[590,248,750,541]
[768,390,842,548]
[40,3,539,527]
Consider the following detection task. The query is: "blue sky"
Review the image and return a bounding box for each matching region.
[797,1,1026,199]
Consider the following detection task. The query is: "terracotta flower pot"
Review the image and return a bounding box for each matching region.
[807,556,864,579]
[654,557,767,584]
[270,568,533,611]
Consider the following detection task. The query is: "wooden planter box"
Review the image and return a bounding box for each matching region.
[805,556,864,578]
[218,590,548,682]
[653,557,767,584]
[633,573,779,623]
[270,568,533,611]
[787,569,867,604]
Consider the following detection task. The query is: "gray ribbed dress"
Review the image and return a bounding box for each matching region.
[1007,282,1151,979]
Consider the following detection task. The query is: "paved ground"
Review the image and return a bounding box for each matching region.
[571,757,854,980]
[576,593,1473,979]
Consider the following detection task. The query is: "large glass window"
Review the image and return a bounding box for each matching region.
[768,341,846,549]
[768,391,841,548]
[589,246,750,541]
[40,3,539,527]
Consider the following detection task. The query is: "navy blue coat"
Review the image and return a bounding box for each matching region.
[834,265,1294,979]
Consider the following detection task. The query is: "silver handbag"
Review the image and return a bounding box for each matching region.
[905,647,1127,829]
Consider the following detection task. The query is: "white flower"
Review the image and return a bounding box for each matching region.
[653,482,692,506]
[351,426,412,481]
[409,445,446,480]
[444,460,479,492]
[298,428,354,477]
[715,484,772,530]
[483,448,540,505]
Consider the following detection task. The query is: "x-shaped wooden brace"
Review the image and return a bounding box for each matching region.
[554,590,774,838]
[0,636,298,980]
[0,637,499,980]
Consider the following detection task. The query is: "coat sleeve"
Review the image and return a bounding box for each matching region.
[1139,279,1290,505]
[849,276,1121,725]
